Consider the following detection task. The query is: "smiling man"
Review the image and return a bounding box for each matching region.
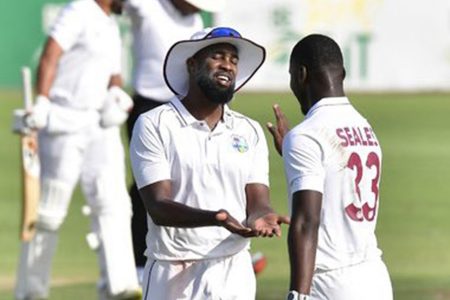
[129,27,290,300]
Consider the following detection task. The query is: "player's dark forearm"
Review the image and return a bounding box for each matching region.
[108,74,123,88]
[246,204,274,221]
[143,198,220,228]
[245,183,273,220]
[288,218,319,294]
[37,38,63,96]
[36,57,56,97]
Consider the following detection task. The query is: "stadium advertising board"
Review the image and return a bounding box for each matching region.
[214,0,450,91]
[1,0,449,91]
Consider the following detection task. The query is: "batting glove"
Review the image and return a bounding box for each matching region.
[24,95,51,130]
[12,109,30,135]
[100,86,133,128]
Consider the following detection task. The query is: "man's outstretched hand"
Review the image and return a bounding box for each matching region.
[267,104,290,156]
[216,210,253,237]
[216,209,290,238]
[247,212,290,238]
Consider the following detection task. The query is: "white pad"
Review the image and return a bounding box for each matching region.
[94,212,140,297]
[37,179,73,231]
[15,179,73,299]
[85,174,139,297]
[15,231,58,300]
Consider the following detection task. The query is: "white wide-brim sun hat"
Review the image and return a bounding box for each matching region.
[186,0,226,12]
[163,27,266,97]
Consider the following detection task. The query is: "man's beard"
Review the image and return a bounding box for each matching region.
[195,70,235,104]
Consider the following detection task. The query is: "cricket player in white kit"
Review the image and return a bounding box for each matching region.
[124,0,225,278]
[130,27,289,300]
[267,34,393,300]
[15,0,140,299]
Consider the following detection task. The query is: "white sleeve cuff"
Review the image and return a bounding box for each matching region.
[134,162,171,189]
[290,175,324,195]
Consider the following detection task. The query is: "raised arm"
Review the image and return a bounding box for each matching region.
[267,104,290,156]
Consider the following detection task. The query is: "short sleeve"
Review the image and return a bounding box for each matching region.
[49,3,83,51]
[247,123,269,186]
[282,130,325,195]
[130,114,171,189]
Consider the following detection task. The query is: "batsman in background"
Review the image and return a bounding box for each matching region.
[267,34,393,300]
[14,0,140,299]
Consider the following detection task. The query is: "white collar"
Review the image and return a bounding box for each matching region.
[305,97,350,118]
[170,97,233,129]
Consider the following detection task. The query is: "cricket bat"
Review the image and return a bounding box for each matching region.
[19,66,40,241]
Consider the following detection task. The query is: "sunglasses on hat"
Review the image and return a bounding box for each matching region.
[205,27,242,39]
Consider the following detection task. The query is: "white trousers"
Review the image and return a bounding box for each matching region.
[142,250,256,300]
[15,121,139,299]
[311,258,393,300]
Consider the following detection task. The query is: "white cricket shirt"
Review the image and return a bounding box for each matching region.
[49,0,121,110]
[283,97,383,270]
[130,97,269,260]
[125,0,203,101]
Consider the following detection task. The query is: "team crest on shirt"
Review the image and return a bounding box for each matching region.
[231,135,249,153]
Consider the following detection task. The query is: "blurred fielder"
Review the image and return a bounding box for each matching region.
[130,27,290,300]
[267,34,393,300]
[14,0,140,299]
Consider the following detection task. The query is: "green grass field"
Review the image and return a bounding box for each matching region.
[1,90,450,299]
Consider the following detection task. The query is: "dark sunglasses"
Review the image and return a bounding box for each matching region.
[206,27,242,39]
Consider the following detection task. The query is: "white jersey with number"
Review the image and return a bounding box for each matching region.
[130,97,269,260]
[49,0,121,110]
[125,0,203,101]
[283,97,383,271]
